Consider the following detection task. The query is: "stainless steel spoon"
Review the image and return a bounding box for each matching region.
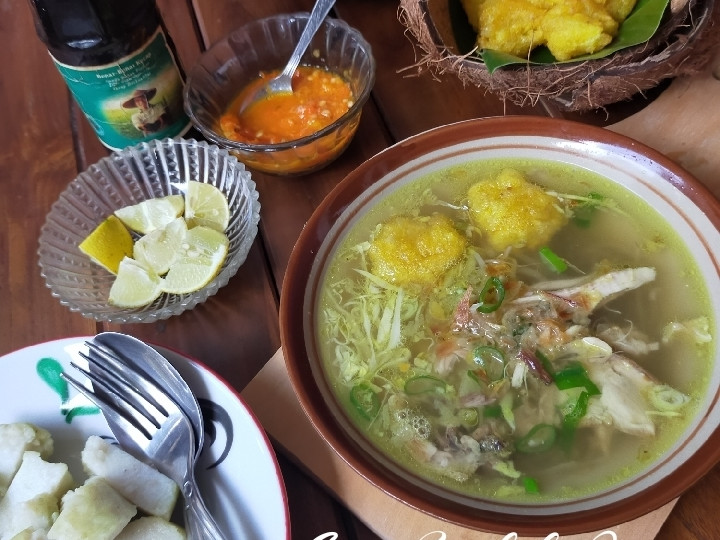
[84,333,223,537]
[89,332,205,459]
[237,0,336,113]
[68,345,228,540]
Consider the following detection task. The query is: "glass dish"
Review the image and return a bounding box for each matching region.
[38,138,260,323]
[184,13,376,176]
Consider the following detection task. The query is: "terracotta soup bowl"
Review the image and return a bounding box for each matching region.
[280,117,720,535]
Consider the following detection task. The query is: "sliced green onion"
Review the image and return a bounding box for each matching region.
[516,423,557,453]
[559,390,590,450]
[649,384,690,412]
[554,363,600,396]
[522,476,540,494]
[472,346,506,381]
[483,404,502,418]
[404,374,445,395]
[539,246,568,273]
[476,276,505,313]
[572,192,605,228]
[563,390,590,428]
[459,407,479,428]
[350,382,380,420]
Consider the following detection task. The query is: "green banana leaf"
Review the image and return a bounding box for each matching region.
[448,0,671,73]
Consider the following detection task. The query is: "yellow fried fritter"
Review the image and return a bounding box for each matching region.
[541,3,615,61]
[606,0,637,21]
[462,0,636,61]
[467,168,567,251]
[475,0,545,58]
[368,214,467,288]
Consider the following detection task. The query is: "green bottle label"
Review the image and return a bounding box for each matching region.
[51,29,191,150]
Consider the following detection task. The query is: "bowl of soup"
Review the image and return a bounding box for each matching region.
[184,13,375,176]
[279,116,720,534]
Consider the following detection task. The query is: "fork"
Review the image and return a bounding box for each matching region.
[85,335,205,460]
[64,348,228,540]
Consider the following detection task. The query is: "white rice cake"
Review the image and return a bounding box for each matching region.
[115,516,186,540]
[47,476,136,540]
[0,423,53,498]
[0,451,74,539]
[81,435,179,520]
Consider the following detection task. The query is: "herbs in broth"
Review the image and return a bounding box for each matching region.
[317,159,714,501]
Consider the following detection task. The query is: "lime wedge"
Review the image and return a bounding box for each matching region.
[114,194,185,234]
[161,226,229,295]
[133,217,188,275]
[78,215,134,275]
[108,257,163,308]
[184,181,230,232]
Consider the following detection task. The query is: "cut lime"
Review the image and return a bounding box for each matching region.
[184,181,230,232]
[108,257,163,308]
[161,226,229,294]
[78,215,134,275]
[133,217,188,275]
[114,194,185,234]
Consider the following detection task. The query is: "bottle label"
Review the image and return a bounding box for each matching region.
[51,29,191,151]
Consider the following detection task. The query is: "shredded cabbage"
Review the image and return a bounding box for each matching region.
[492,461,522,479]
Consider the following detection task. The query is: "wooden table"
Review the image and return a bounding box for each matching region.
[2,1,719,538]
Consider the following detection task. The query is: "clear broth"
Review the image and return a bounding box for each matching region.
[316,158,715,502]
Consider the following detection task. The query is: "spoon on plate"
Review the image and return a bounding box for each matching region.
[237,0,337,114]
[74,334,228,539]
[87,332,205,459]
[83,333,226,538]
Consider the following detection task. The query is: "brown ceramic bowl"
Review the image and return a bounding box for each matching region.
[280,117,720,534]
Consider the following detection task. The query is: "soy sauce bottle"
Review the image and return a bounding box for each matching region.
[28,0,191,150]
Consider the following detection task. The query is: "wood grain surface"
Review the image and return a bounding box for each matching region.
[2,1,719,538]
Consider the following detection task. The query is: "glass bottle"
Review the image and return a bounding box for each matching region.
[27,0,191,150]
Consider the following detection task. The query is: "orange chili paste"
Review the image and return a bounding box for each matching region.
[219,66,354,145]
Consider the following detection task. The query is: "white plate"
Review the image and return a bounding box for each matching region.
[0,337,290,540]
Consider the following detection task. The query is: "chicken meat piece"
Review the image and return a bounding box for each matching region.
[586,354,657,436]
[514,267,657,320]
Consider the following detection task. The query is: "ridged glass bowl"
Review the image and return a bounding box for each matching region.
[38,138,261,324]
[184,13,376,176]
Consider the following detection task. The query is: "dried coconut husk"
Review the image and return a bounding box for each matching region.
[399,0,720,111]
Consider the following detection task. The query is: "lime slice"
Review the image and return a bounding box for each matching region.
[108,257,163,308]
[78,215,134,275]
[114,194,185,234]
[184,181,230,232]
[161,226,229,295]
[133,217,188,275]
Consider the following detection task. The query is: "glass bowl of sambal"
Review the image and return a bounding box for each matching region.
[184,13,376,176]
